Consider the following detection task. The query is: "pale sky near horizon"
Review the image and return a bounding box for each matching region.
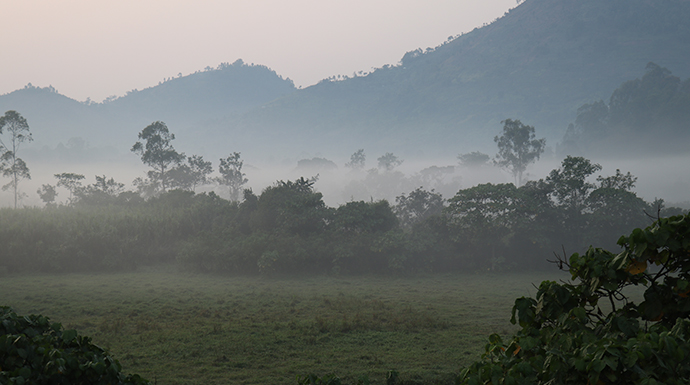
[1,0,516,102]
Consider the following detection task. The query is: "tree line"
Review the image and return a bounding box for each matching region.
[0,110,686,275]
[0,159,684,275]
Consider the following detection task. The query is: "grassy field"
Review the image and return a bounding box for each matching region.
[0,267,562,384]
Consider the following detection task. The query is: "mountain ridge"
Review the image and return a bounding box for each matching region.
[2,0,689,163]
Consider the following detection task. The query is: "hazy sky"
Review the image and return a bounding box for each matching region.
[1,0,516,102]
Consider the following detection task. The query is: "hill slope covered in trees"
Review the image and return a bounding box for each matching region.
[1,0,689,162]
[236,0,690,158]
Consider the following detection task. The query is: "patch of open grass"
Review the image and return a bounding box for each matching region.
[0,267,560,384]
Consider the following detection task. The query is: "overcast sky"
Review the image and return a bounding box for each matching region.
[1,0,516,102]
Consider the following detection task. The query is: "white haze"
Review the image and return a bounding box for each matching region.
[10,150,690,210]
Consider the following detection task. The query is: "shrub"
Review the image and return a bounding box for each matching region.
[0,306,148,384]
[459,213,690,384]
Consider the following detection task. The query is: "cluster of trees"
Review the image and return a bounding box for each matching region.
[129,121,248,199]
[335,118,544,204]
[561,62,690,155]
[33,121,249,206]
[1,150,684,275]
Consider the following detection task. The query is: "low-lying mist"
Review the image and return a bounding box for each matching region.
[9,148,690,209]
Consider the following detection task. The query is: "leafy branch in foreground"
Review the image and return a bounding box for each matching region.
[0,306,148,384]
[459,213,690,384]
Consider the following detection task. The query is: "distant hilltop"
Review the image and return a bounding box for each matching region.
[2,0,689,163]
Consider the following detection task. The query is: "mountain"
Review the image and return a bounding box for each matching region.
[2,0,689,165]
[0,60,296,162]
[227,0,690,160]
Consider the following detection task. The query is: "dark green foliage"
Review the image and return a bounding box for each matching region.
[178,179,403,275]
[442,156,672,272]
[334,200,397,234]
[394,188,444,230]
[329,200,398,273]
[252,177,329,236]
[0,191,235,273]
[459,213,690,384]
[0,306,148,384]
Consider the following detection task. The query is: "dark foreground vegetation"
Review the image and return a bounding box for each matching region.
[0,306,148,385]
[459,212,690,384]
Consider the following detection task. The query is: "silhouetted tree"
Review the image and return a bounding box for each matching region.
[494,119,545,186]
[0,110,33,208]
[54,173,85,204]
[131,121,185,193]
[185,155,213,191]
[37,184,57,206]
[216,152,248,201]
[75,175,126,205]
[546,156,602,248]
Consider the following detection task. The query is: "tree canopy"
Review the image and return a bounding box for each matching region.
[494,119,545,186]
[131,121,185,193]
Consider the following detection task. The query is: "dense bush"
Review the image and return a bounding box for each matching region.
[0,306,148,384]
[459,213,690,384]
[0,191,235,273]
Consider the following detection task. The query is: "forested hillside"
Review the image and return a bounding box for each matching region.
[561,63,690,156]
[1,0,689,162]
[0,61,296,158]
[240,0,690,158]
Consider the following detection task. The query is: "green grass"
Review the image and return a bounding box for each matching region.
[0,267,561,384]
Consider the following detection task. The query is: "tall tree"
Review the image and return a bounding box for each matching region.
[0,110,33,208]
[494,119,545,186]
[131,121,185,193]
[546,156,602,215]
[545,156,602,248]
[216,152,248,201]
[186,155,213,192]
[163,155,214,192]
